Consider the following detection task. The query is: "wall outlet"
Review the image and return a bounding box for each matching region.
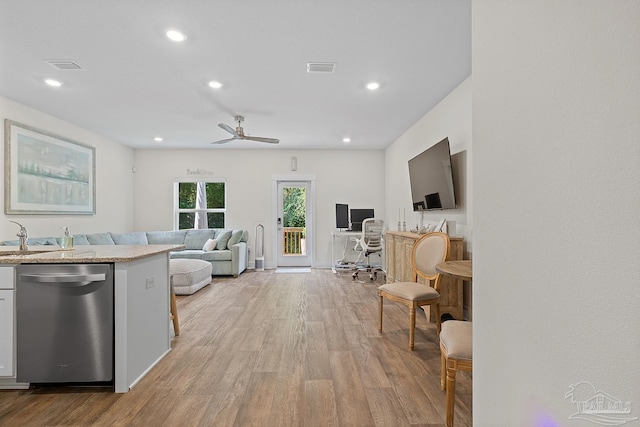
[145,277,155,289]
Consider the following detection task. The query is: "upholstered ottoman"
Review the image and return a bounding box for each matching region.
[169,258,213,295]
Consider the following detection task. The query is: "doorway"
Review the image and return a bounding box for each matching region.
[275,179,314,267]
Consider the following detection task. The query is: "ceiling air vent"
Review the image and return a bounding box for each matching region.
[306,62,336,73]
[46,60,84,70]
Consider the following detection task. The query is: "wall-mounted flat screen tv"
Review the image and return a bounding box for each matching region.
[408,137,457,211]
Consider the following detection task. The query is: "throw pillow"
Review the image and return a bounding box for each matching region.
[202,238,218,251]
[216,230,232,250]
[225,230,243,249]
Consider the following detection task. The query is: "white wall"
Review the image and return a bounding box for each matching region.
[473,2,640,425]
[0,96,135,241]
[133,149,384,268]
[384,77,473,317]
[384,77,472,246]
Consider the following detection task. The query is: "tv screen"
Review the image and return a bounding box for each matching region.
[408,137,457,211]
[335,203,349,229]
[350,208,374,232]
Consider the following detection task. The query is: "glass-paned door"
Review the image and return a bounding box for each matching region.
[276,181,312,267]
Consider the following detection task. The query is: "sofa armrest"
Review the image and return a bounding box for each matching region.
[231,241,248,277]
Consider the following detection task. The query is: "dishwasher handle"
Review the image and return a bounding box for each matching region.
[19,273,106,285]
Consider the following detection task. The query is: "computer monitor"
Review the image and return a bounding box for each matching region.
[335,203,349,229]
[350,208,374,232]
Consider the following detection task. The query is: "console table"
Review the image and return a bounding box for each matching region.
[385,231,464,321]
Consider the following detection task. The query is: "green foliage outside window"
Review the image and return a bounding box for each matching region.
[177,181,225,229]
[283,187,306,228]
[178,212,225,229]
[207,212,225,228]
[178,182,225,208]
[178,182,197,209]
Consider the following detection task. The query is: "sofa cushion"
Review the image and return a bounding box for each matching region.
[73,234,90,245]
[226,230,243,249]
[215,230,232,250]
[171,250,205,260]
[184,229,216,250]
[202,238,218,251]
[147,230,187,245]
[86,233,116,245]
[201,250,232,262]
[240,229,249,243]
[110,232,148,245]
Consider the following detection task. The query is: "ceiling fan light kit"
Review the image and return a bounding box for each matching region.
[211,115,280,145]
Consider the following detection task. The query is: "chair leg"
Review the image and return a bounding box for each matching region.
[378,295,383,332]
[170,291,180,336]
[409,304,416,350]
[440,352,446,391]
[434,302,442,336]
[445,358,457,427]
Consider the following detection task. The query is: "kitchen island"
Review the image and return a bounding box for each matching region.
[0,244,183,393]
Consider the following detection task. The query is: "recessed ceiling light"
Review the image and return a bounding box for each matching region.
[366,82,380,90]
[44,79,62,87]
[166,29,187,42]
[342,137,351,143]
[154,137,163,142]
[208,81,223,89]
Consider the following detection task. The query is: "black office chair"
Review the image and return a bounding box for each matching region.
[351,218,385,281]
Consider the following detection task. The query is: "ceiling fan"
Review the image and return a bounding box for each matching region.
[211,115,279,144]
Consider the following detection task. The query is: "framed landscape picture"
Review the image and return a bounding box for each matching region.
[4,120,96,214]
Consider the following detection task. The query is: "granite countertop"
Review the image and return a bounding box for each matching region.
[0,244,184,264]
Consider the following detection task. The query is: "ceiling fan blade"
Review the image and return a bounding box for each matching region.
[213,116,279,145]
[211,137,237,144]
[244,136,280,144]
[218,123,237,136]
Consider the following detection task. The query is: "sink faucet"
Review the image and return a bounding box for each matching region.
[9,221,28,251]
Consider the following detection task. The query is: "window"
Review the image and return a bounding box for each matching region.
[174,180,225,230]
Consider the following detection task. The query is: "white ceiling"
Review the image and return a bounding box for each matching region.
[0,0,471,150]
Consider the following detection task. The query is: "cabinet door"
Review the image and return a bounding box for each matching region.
[0,290,14,376]
[384,233,395,282]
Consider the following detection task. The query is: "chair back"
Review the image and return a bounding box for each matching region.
[362,218,384,252]
[412,232,450,282]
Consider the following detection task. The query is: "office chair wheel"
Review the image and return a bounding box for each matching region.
[352,271,358,280]
[370,272,377,281]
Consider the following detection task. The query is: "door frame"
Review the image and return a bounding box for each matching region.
[272,174,316,268]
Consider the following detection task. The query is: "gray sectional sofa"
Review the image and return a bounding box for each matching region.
[0,228,249,277]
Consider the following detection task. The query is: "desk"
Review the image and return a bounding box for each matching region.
[436,260,472,281]
[331,231,360,273]
[330,230,384,273]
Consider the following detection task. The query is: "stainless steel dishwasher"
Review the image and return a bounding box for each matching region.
[16,263,114,384]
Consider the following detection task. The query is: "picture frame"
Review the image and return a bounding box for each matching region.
[4,119,96,215]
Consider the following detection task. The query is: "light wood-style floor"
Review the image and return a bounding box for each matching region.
[0,269,471,426]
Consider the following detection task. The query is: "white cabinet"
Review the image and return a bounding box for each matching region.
[0,266,15,377]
